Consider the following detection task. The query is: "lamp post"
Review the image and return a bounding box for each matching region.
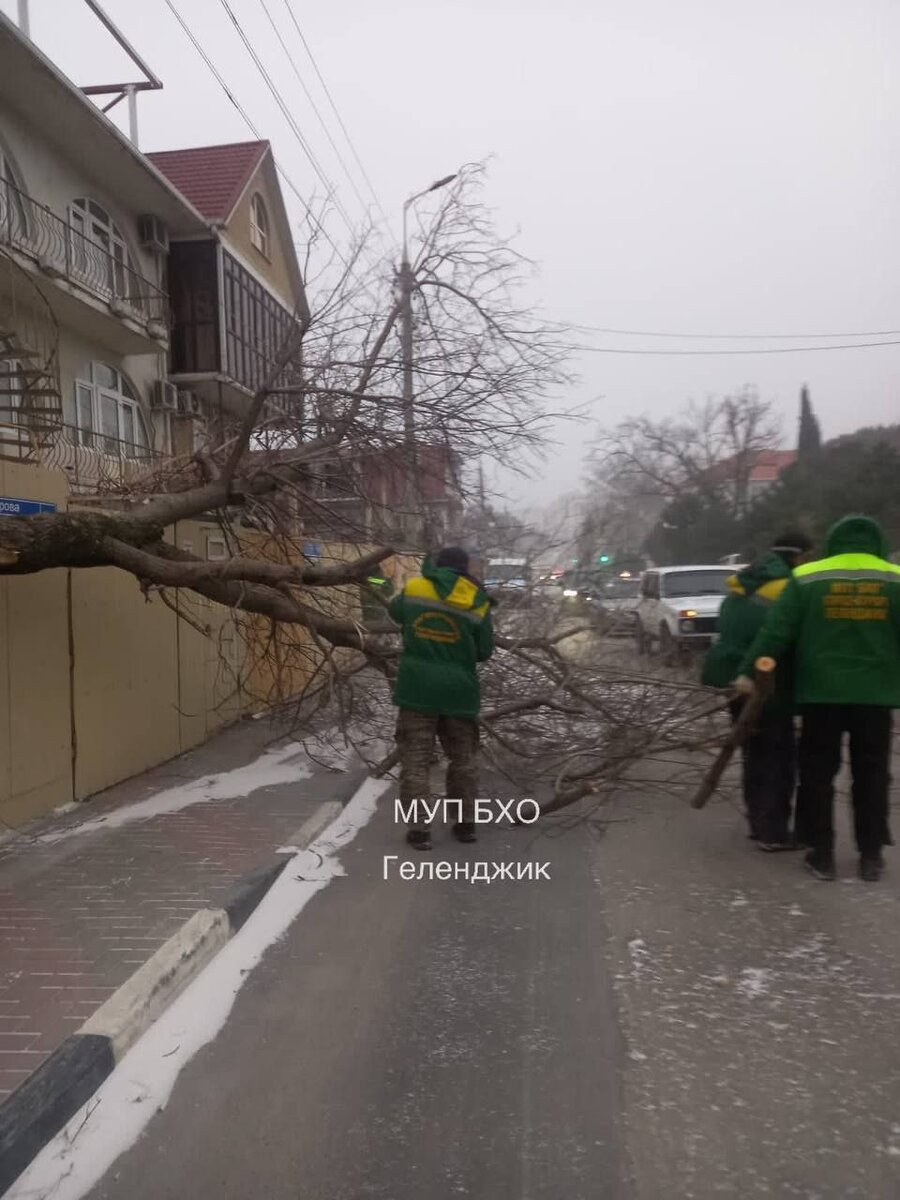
[398,173,457,543]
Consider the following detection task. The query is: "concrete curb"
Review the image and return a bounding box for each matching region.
[0,793,352,1196]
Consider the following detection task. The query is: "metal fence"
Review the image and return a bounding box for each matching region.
[0,179,167,327]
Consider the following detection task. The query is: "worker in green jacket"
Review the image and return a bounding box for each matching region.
[702,532,813,848]
[388,546,495,851]
[738,515,900,882]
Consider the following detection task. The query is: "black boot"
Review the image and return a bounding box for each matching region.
[452,821,477,844]
[804,849,836,881]
[406,829,432,851]
[859,853,884,883]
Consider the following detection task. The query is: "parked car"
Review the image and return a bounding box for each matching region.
[634,565,738,657]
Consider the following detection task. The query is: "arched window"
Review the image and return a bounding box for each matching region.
[68,199,132,297]
[73,362,148,456]
[249,193,269,258]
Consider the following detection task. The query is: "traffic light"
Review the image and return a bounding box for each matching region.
[596,553,611,564]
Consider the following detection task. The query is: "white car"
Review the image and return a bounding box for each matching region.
[634,564,738,657]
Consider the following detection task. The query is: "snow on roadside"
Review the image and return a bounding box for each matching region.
[7,776,388,1200]
[38,742,318,844]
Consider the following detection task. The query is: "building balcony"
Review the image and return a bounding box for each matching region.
[167,240,301,417]
[0,180,168,354]
[0,419,159,494]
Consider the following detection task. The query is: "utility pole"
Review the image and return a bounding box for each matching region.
[399,249,415,458]
[399,173,457,548]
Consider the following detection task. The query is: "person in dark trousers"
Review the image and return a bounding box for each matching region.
[738,515,900,882]
[703,532,814,849]
[388,547,495,851]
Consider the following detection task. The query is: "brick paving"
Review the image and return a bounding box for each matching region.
[0,719,355,1102]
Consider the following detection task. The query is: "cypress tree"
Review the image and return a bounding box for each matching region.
[797,385,822,457]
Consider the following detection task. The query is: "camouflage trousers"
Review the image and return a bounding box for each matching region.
[396,709,479,829]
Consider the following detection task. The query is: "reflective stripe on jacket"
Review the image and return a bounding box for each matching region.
[388,567,494,719]
[741,523,900,707]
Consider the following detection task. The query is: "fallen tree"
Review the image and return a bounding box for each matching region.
[3,168,735,818]
[0,167,569,651]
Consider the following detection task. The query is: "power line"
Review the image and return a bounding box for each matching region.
[218,0,357,237]
[163,0,261,135]
[162,0,349,266]
[568,338,900,356]
[256,0,387,237]
[552,320,900,341]
[280,0,389,229]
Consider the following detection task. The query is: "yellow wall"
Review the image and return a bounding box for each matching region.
[0,466,393,827]
[0,462,71,826]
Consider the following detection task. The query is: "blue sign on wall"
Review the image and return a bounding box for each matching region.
[0,496,57,516]
[303,540,322,560]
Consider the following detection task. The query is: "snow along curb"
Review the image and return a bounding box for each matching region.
[0,789,358,1196]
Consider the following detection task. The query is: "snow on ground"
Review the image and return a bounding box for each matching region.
[38,742,318,844]
[7,776,388,1200]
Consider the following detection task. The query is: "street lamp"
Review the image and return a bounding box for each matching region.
[398,171,458,542]
[401,173,458,270]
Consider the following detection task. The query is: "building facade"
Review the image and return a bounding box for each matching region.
[0,15,309,498]
[0,15,218,492]
[147,140,307,456]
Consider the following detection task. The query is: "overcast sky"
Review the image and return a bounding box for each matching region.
[8,0,900,506]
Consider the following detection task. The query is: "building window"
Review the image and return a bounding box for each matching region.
[206,535,229,561]
[68,199,132,298]
[249,193,269,258]
[222,250,297,394]
[71,362,148,456]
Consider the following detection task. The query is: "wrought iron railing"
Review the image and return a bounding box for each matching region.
[40,423,159,494]
[0,249,63,454]
[0,179,167,328]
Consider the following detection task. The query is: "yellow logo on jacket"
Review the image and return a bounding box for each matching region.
[823,581,889,621]
[413,612,461,644]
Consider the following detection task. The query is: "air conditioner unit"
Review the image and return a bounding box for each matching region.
[177,389,204,419]
[151,380,178,411]
[138,214,169,254]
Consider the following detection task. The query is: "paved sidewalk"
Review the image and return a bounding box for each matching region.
[0,718,363,1103]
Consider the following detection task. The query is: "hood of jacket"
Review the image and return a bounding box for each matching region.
[825,514,888,559]
[727,551,792,598]
[421,557,489,609]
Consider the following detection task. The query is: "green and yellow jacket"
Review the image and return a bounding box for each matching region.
[740,516,900,707]
[388,558,494,719]
[702,552,794,711]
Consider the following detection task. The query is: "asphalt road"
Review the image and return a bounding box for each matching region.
[82,772,900,1200]
[86,797,628,1200]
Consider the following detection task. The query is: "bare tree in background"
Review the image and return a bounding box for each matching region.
[591,387,781,519]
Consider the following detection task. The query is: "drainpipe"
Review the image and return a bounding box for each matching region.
[17,0,30,37]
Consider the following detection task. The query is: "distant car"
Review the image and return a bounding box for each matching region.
[586,575,642,634]
[634,565,738,657]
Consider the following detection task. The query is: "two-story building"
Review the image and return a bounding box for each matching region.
[0,13,214,492]
[0,12,308,497]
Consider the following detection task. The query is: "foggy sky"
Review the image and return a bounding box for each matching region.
[9,0,900,507]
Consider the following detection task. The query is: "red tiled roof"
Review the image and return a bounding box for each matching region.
[748,449,797,482]
[146,141,269,222]
[704,448,797,486]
